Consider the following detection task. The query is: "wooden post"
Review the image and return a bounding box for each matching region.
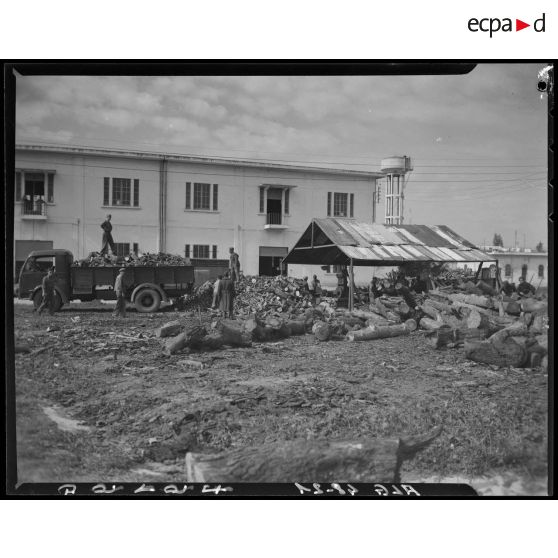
[349,258,354,311]
[474,261,483,282]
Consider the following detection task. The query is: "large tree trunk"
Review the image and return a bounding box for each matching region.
[427,326,485,349]
[212,319,252,347]
[185,427,442,483]
[465,325,528,368]
[312,321,332,341]
[420,303,441,320]
[346,323,410,342]
[447,293,494,309]
[419,317,445,331]
[425,299,454,315]
[520,299,548,314]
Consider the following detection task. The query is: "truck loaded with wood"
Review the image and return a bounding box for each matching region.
[17,249,195,313]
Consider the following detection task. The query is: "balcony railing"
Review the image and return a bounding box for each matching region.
[266,212,282,225]
[21,200,47,218]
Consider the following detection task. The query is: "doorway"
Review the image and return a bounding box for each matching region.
[259,246,288,276]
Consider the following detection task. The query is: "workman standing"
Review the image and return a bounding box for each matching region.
[369,277,381,302]
[311,275,322,305]
[229,247,241,283]
[217,270,235,318]
[113,267,127,317]
[37,267,57,315]
[395,281,422,320]
[336,266,349,298]
[517,276,536,297]
[100,214,116,255]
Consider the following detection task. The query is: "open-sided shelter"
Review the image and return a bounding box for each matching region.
[283,218,497,309]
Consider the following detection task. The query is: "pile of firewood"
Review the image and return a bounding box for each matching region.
[72,251,192,268]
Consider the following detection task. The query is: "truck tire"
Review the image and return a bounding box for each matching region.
[134,288,161,313]
[33,291,63,312]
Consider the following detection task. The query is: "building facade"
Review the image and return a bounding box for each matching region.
[13,144,383,286]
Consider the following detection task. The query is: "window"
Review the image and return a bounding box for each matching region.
[333,193,348,217]
[259,187,265,213]
[185,244,190,258]
[194,183,210,210]
[521,264,528,279]
[327,192,332,216]
[538,264,544,278]
[133,243,139,256]
[213,184,218,211]
[212,245,217,259]
[349,193,354,218]
[186,182,218,211]
[103,177,139,207]
[505,264,512,277]
[24,255,55,273]
[284,189,290,215]
[193,244,210,259]
[114,243,131,258]
[16,171,55,204]
[112,178,131,206]
[15,172,22,201]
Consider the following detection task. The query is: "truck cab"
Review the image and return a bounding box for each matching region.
[18,249,73,310]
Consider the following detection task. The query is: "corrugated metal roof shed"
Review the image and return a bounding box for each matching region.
[283,218,495,266]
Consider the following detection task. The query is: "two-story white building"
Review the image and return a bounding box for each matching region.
[13,144,384,286]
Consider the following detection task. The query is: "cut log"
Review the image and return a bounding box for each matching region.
[419,317,444,331]
[185,427,442,482]
[502,300,521,316]
[353,309,391,324]
[447,293,494,309]
[313,322,332,342]
[184,325,209,349]
[373,299,390,319]
[164,333,188,355]
[425,299,454,315]
[404,318,417,332]
[440,314,464,330]
[467,309,489,330]
[464,337,527,368]
[420,303,441,320]
[520,299,548,315]
[155,320,183,338]
[346,323,410,342]
[213,319,252,347]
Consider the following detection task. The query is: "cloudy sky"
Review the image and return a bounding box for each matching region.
[15,63,548,249]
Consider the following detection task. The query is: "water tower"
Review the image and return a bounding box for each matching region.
[380,156,413,225]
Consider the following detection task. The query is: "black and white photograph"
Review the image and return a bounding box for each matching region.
[6,62,551,496]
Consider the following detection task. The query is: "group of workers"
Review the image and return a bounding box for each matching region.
[500,277,536,298]
[211,248,241,318]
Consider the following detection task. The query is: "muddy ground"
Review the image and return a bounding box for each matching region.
[12,301,549,495]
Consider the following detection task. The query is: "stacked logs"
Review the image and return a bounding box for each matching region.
[416,289,548,370]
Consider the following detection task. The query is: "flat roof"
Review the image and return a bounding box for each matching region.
[16,143,384,179]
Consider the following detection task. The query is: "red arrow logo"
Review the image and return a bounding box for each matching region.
[516,19,530,31]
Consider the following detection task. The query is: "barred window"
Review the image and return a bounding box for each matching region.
[259,186,265,213]
[185,244,191,258]
[333,193,348,217]
[504,264,512,277]
[114,242,130,258]
[112,178,131,206]
[212,245,217,259]
[193,244,210,259]
[213,184,218,210]
[327,192,331,216]
[193,183,211,210]
[284,189,290,214]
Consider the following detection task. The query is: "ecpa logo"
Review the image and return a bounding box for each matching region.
[468,13,546,37]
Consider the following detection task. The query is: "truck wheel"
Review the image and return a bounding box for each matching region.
[32,291,62,312]
[135,288,161,313]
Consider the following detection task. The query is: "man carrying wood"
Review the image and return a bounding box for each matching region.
[113,268,127,318]
[37,267,57,315]
[229,247,241,283]
[100,214,116,255]
[212,275,222,309]
[217,270,235,318]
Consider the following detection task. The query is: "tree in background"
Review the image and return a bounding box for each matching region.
[536,241,544,252]
[492,233,504,247]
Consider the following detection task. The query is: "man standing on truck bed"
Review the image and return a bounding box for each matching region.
[229,247,240,284]
[36,267,57,315]
[113,268,127,317]
[100,214,116,255]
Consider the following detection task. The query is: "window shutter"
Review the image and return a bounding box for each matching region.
[133,179,139,207]
[213,184,218,211]
[284,189,290,214]
[212,245,217,259]
[103,177,110,206]
[185,244,190,258]
[349,193,354,218]
[327,192,331,216]
[15,172,22,201]
[186,182,191,209]
[259,186,265,213]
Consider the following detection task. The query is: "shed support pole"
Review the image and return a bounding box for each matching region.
[474,261,483,282]
[349,258,354,311]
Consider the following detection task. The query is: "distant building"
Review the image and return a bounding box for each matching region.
[13,144,384,286]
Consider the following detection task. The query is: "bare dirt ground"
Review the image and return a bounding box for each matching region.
[12,301,548,495]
